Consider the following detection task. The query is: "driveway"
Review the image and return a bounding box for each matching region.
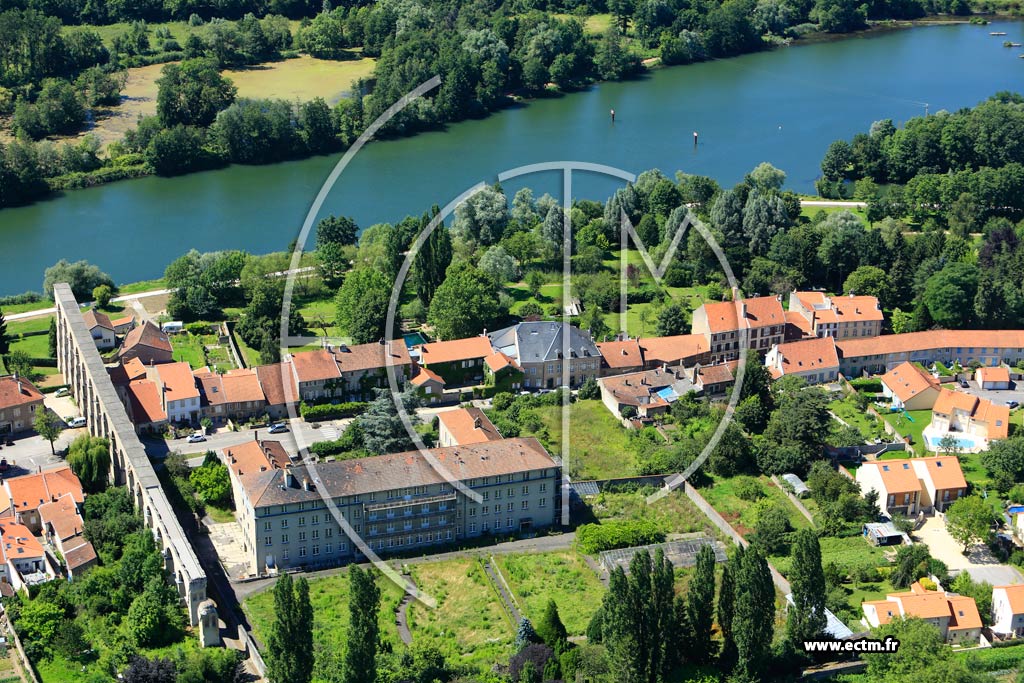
[915,515,1024,584]
[957,379,1024,410]
[143,417,354,458]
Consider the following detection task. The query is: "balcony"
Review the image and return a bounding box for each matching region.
[364,492,457,514]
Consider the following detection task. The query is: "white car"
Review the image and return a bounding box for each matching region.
[66,417,86,428]
[54,388,70,397]
[186,432,207,443]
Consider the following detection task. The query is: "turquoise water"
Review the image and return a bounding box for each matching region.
[403,332,428,348]
[926,434,976,449]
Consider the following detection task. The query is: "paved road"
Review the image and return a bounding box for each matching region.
[0,431,78,475]
[143,417,354,459]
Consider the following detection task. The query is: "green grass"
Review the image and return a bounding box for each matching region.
[698,474,811,538]
[586,488,713,536]
[495,551,605,635]
[10,334,49,358]
[35,630,201,682]
[7,316,53,336]
[0,299,53,315]
[206,504,236,524]
[233,332,263,368]
[881,409,932,453]
[244,567,405,657]
[116,277,167,295]
[829,396,887,442]
[771,535,890,577]
[799,204,869,223]
[525,399,637,480]
[171,333,207,369]
[406,559,514,669]
[63,19,302,51]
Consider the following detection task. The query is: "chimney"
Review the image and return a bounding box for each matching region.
[17,380,23,395]
[303,477,312,492]
[473,415,481,429]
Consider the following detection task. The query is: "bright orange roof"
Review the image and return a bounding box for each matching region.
[773,337,839,375]
[837,330,1024,361]
[794,292,883,325]
[948,595,982,630]
[38,493,83,542]
[975,399,1011,439]
[411,367,444,386]
[484,351,520,373]
[127,379,167,424]
[863,599,898,624]
[224,439,288,478]
[436,407,502,445]
[154,361,199,403]
[0,375,44,410]
[863,459,920,495]
[221,369,266,404]
[4,466,84,514]
[597,340,644,369]
[0,522,44,561]
[784,310,814,337]
[919,456,967,491]
[996,585,1024,615]
[882,362,939,404]
[701,296,785,333]
[637,334,707,365]
[977,366,1011,384]
[291,349,341,383]
[420,337,494,365]
[933,388,979,415]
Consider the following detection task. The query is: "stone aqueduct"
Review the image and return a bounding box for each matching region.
[54,283,218,646]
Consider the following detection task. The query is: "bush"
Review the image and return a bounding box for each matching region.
[578,377,600,401]
[849,378,882,393]
[575,519,666,553]
[299,401,367,421]
[735,476,765,501]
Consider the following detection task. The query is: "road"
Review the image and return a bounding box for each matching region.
[143,416,354,460]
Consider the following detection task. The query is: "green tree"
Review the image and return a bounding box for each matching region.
[358,387,420,454]
[655,301,688,336]
[413,214,452,305]
[687,543,717,664]
[335,268,392,344]
[922,262,979,329]
[316,215,359,248]
[786,528,827,647]
[945,495,995,552]
[156,58,236,127]
[478,245,518,285]
[188,461,231,507]
[33,405,62,455]
[266,573,314,683]
[718,548,739,668]
[67,434,110,492]
[93,284,113,308]
[535,599,568,652]
[733,545,775,680]
[43,259,114,301]
[525,270,546,299]
[427,262,502,340]
[982,435,1024,492]
[843,265,891,307]
[0,308,7,354]
[343,567,379,683]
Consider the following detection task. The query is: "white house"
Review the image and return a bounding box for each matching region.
[855,456,967,516]
[151,361,201,425]
[976,366,1011,390]
[880,361,940,411]
[992,585,1024,637]
[862,582,982,645]
[82,310,116,350]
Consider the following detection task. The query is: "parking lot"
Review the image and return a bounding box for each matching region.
[916,515,1024,585]
[958,377,1024,409]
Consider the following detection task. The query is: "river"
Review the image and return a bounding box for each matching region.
[1,20,1021,295]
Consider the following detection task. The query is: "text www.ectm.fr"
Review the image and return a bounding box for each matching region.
[803,637,900,653]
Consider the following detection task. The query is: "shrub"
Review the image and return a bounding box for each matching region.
[735,475,765,502]
[575,519,665,553]
[299,401,367,421]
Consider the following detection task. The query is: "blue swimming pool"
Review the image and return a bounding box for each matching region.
[926,434,976,450]
[403,332,428,348]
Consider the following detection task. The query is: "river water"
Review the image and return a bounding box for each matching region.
[1,20,1021,294]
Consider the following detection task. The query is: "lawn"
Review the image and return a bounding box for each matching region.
[233,331,263,369]
[495,551,605,635]
[880,409,932,453]
[799,204,869,223]
[698,474,811,538]
[226,54,375,104]
[552,13,613,35]
[7,316,52,336]
[406,559,514,669]
[171,333,207,369]
[0,299,54,315]
[829,396,887,442]
[525,399,637,480]
[244,567,405,656]
[771,535,890,578]
[117,277,167,295]
[295,294,345,340]
[506,281,563,317]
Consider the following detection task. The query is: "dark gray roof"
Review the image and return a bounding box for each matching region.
[242,437,558,508]
[488,322,600,365]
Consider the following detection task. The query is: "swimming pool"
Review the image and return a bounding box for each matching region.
[403,331,428,348]
[926,434,976,450]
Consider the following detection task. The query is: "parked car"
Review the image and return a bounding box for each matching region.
[268,423,288,434]
[1007,400,1019,409]
[959,380,970,388]
[186,431,207,443]
[54,387,70,397]
[66,417,86,428]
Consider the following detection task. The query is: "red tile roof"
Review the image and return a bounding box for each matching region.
[256,363,298,407]
[83,309,114,331]
[837,330,1024,361]
[881,362,939,404]
[411,367,444,387]
[333,341,412,374]
[772,337,839,375]
[224,439,289,478]
[861,459,920,495]
[221,369,266,404]
[995,585,1024,615]
[793,292,883,324]
[127,379,167,424]
[0,375,44,410]
[484,351,521,373]
[919,456,967,491]
[701,296,785,333]
[597,340,644,369]
[0,522,44,561]
[977,366,1011,384]
[154,361,199,403]
[5,466,84,514]
[63,540,97,570]
[637,334,708,366]
[38,493,83,542]
[121,321,171,354]
[420,337,494,365]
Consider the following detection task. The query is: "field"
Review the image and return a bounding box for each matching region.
[698,474,811,537]
[406,559,514,668]
[47,54,375,148]
[244,567,406,656]
[586,488,713,537]
[524,399,637,480]
[496,551,605,634]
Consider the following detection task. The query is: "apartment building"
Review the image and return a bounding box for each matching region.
[786,291,883,341]
[836,330,1024,377]
[150,361,201,425]
[290,342,413,402]
[488,322,601,389]
[229,437,561,575]
[690,295,786,363]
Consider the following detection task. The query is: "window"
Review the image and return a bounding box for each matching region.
[281,519,289,528]
[299,547,307,557]
[264,536,272,546]
[506,517,513,529]
[522,485,529,495]
[312,515,320,525]
[539,498,547,508]
[482,522,489,531]
[445,531,452,540]
[483,491,490,501]
[507,502,514,512]
[312,530,320,540]
[264,521,272,531]
[298,531,306,542]
[325,544,333,554]
[313,545,320,556]
[469,508,477,517]
[522,500,529,510]
[282,549,289,561]
[507,487,514,498]
[326,528,333,538]
[469,523,476,533]
[281,534,289,544]
[539,483,547,493]
[495,490,502,499]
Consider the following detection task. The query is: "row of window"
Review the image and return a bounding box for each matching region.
[469,519,516,533]
[469,500,538,516]
[280,541,348,560]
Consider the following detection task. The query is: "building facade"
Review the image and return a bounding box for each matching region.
[488,322,601,389]
[691,295,786,363]
[0,375,45,436]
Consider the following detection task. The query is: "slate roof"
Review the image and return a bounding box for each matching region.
[488,322,599,364]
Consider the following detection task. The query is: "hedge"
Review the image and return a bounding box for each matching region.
[575,519,666,554]
[47,164,150,191]
[848,378,882,393]
[299,401,368,421]
[0,292,42,307]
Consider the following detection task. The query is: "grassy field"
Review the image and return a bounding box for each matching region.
[226,54,375,104]
[799,204,870,224]
[829,396,887,441]
[880,408,932,453]
[586,488,713,536]
[495,551,605,634]
[171,333,207,369]
[525,399,637,480]
[698,474,811,538]
[406,559,514,669]
[244,567,406,656]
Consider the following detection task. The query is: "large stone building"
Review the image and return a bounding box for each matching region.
[691,295,786,363]
[488,322,601,389]
[228,437,561,575]
[290,342,413,402]
[786,291,883,341]
[836,330,1024,377]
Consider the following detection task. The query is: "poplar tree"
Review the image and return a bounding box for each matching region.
[786,528,827,647]
[734,546,775,681]
[266,574,313,683]
[687,544,717,664]
[343,566,380,683]
[535,599,568,653]
[0,308,8,354]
